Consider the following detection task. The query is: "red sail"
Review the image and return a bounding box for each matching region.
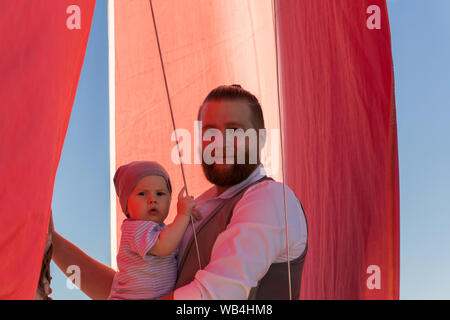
[112,0,399,299]
[276,0,400,299]
[0,0,398,300]
[111,0,282,265]
[0,1,95,299]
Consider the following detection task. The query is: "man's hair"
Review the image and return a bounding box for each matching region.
[198,85,265,130]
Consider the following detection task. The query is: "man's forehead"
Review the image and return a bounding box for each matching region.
[200,99,253,124]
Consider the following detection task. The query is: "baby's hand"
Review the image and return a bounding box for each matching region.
[177,187,202,221]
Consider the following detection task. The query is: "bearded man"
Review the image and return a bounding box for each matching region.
[51,85,308,300]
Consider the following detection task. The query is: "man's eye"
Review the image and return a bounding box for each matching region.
[157,192,165,196]
[138,192,145,196]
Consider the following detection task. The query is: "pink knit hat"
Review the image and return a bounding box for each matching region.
[113,161,172,215]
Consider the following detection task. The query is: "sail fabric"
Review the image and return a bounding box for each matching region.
[276,0,400,299]
[0,1,95,299]
[0,0,399,300]
[112,0,282,256]
[112,0,399,299]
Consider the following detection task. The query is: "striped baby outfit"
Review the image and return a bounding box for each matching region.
[108,219,177,300]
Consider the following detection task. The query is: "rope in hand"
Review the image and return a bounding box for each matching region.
[149,0,292,298]
[149,0,202,271]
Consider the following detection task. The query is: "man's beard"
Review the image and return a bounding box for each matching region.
[201,152,260,187]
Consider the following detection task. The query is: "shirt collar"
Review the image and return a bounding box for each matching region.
[215,164,266,200]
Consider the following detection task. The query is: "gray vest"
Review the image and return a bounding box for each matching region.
[175,176,307,299]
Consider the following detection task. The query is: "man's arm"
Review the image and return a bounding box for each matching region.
[52,231,116,300]
[173,182,307,299]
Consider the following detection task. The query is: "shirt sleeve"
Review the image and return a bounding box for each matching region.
[122,220,162,258]
[174,181,304,300]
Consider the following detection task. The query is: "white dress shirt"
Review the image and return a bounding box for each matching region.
[174,165,308,299]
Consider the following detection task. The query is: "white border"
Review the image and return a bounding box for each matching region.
[107,0,117,271]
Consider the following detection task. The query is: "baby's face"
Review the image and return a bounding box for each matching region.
[127,175,171,224]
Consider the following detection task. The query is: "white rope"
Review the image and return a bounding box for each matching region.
[149,0,202,271]
[272,0,292,300]
[149,1,291,297]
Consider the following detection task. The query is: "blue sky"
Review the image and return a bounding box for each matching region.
[50,0,109,300]
[50,0,450,299]
[388,0,450,299]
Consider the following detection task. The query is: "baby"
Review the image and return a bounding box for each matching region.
[108,161,200,300]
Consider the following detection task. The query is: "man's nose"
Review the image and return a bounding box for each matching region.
[148,196,156,204]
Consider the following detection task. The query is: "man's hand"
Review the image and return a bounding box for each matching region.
[49,208,54,233]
